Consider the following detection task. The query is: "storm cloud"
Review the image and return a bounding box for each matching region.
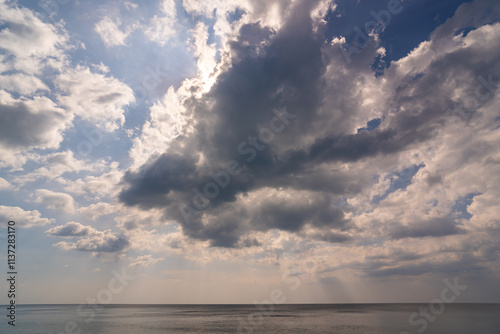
[119,0,500,250]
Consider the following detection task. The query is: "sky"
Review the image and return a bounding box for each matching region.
[0,0,499,305]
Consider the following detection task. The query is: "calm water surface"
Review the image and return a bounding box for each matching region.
[1,304,500,334]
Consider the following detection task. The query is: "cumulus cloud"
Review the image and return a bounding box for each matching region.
[0,73,48,95]
[13,150,106,185]
[389,217,466,239]
[118,0,500,275]
[0,0,69,74]
[34,189,76,213]
[0,1,135,170]
[54,234,129,253]
[144,0,177,46]
[119,0,376,247]
[0,91,71,167]
[0,0,497,288]
[128,86,188,170]
[0,205,54,228]
[77,202,117,221]
[46,221,97,237]
[55,66,135,131]
[61,162,123,199]
[48,222,129,253]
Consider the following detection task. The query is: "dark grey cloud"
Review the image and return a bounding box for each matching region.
[119,0,500,248]
[304,231,351,243]
[0,99,68,149]
[119,153,199,209]
[96,92,124,104]
[390,217,466,239]
[349,250,489,279]
[367,258,487,278]
[119,2,342,247]
[424,172,443,187]
[250,198,349,232]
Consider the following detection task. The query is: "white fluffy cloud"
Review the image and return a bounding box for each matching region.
[129,86,187,169]
[12,150,106,185]
[0,1,136,170]
[60,162,124,199]
[144,0,177,46]
[0,73,48,95]
[95,16,132,47]
[55,66,135,131]
[0,0,69,74]
[0,205,54,228]
[78,202,117,221]
[34,189,76,213]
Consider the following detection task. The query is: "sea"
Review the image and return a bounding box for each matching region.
[1,304,500,334]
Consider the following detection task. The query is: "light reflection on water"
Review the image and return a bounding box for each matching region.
[2,304,500,334]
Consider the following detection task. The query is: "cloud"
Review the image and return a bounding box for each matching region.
[0,0,493,286]
[120,153,198,208]
[12,150,106,185]
[34,189,76,213]
[0,1,134,169]
[55,65,135,131]
[0,177,12,189]
[49,222,129,253]
[129,254,164,267]
[117,0,500,255]
[188,22,218,93]
[0,91,71,168]
[61,162,124,198]
[94,16,131,47]
[0,205,54,228]
[124,1,138,11]
[54,234,129,253]
[118,0,373,247]
[0,73,48,95]
[0,92,68,149]
[128,87,188,170]
[144,0,177,46]
[0,0,69,74]
[46,221,97,237]
[390,217,466,239]
[78,202,117,221]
